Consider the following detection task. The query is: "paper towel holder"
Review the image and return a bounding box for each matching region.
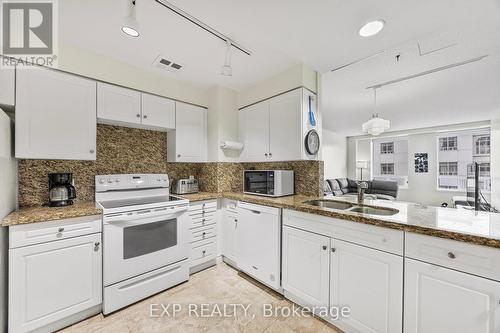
[219,140,244,151]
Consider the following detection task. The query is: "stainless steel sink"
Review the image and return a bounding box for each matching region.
[349,206,399,216]
[303,200,354,210]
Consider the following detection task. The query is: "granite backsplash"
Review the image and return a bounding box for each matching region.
[18,125,323,207]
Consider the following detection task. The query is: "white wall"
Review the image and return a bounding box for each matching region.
[322,129,347,179]
[58,43,209,107]
[0,109,17,333]
[207,86,240,162]
[237,63,317,108]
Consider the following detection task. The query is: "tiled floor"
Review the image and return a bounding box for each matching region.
[59,263,341,333]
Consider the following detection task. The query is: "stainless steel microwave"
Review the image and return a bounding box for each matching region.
[243,170,294,197]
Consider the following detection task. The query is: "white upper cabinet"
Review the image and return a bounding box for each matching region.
[0,61,15,107]
[239,88,320,162]
[269,88,302,161]
[15,67,97,160]
[141,93,175,130]
[330,239,403,333]
[404,258,500,333]
[97,82,141,126]
[167,102,207,162]
[239,101,270,162]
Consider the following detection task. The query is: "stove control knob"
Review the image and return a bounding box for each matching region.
[107,178,113,184]
[115,178,120,183]
[98,178,105,184]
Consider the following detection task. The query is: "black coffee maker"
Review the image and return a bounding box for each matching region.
[48,173,76,207]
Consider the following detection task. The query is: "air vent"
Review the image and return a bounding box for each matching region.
[153,55,183,72]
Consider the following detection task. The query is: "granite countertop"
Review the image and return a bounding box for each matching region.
[2,202,102,227]
[177,192,222,202]
[220,192,500,249]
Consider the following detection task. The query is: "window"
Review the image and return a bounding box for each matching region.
[479,163,490,178]
[380,142,394,154]
[439,137,457,151]
[437,129,491,191]
[439,162,458,176]
[474,135,490,155]
[381,163,394,175]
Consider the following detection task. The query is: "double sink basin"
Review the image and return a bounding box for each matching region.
[303,199,399,216]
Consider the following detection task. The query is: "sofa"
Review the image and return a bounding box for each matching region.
[324,178,399,201]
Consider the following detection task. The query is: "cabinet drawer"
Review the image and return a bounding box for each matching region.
[283,210,403,255]
[191,225,216,243]
[188,200,217,213]
[191,240,217,262]
[222,199,238,213]
[189,210,216,221]
[9,215,102,249]
[405,232,500,281]
[191,216,216,229]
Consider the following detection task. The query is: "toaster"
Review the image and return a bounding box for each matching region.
[172,178,199,194]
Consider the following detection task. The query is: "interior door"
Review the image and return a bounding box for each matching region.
[15,67,97,160]
[175,102,207,162]
[330,239,403,333]
[9,234,102,333]
[269,89,302,161]
[404,258,500,333]
[240,101,270,162]
[141,93,175,130]
[282,225,330,308]
[97,82,141,125]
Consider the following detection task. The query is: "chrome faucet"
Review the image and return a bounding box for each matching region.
[357,181,369,205]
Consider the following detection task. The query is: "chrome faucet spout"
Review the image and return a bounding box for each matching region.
[357,181,369,205]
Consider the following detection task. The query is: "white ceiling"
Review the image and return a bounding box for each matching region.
[60,0,500,133]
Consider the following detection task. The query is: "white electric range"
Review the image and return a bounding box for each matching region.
[95,174,190,314]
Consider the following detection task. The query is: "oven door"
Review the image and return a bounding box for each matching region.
[244,171,275,196]
[103,205,190,286]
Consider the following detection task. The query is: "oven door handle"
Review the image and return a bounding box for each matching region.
[104,205,188,226]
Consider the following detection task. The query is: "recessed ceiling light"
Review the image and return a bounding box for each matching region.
[359,20,385,37]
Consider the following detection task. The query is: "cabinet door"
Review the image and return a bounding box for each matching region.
[236,205,281,290]
[330,239,403,333]
[404,258,500,333]
[239,101,270,162]
[9,233,102,333]
[15,67,96,160]
[141,93,175,130]
[0,63,15,106]
[282,226,330,308]
[269,89,302,161]
[222,209,237,263]
[172,102,207,162]
[97,82,141,125]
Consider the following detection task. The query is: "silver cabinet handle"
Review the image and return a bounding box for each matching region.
[234,219,238,228]
[177,154,181,158]
[58,227,65,232]
[202,250,206,257]
[448,252,456,259]
[94,242,100,252]
[269,152,272,157]
[90,149,95,154]
[331,248,336,253]
[265,153,268,157]
[322,245,327,250]
[250,209,261,215]
[136,114,141,118]
[143,115,148,119]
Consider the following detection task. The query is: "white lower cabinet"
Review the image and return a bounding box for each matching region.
[236,202,281,290]
[404,258,500,333]
[188,200,218,273]
[330,239,403,333]
[282,226,330,308]
[9,231,102,333]
[221,200,238,265]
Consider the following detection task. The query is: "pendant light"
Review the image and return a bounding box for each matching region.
[122,0,140,37]
[221,40,233,76]
[362,88,390,136]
